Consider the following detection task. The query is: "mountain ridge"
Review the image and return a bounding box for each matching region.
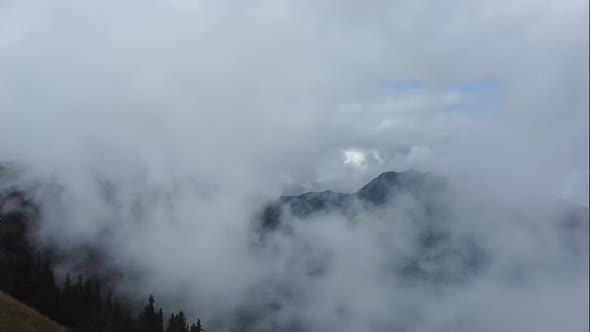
[260,170,445,229]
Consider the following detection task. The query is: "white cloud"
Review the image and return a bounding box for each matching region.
[0,0,587,331]
[343,149,367,168]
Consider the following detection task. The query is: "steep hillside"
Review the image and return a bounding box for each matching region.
[0,291,67,332]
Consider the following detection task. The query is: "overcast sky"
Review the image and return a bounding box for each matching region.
[0,1,588,331]
[1,0,587,202]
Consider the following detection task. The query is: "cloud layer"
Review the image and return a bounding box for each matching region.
[1,1,588,331]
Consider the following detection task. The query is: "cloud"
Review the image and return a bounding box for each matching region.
[343,149,367,169]
[0,0,588,331]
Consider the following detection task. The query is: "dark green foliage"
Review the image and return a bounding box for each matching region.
[166,311,204,332]
[176,311,188,332]
[0,207,205,332]
[190,318,205,332]
[137,294,166,332]
[158,308,165,332]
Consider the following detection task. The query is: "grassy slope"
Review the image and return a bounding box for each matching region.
[0,291,67,332]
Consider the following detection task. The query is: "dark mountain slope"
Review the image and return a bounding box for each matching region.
[256,170,588,286]
[260,170,446,229]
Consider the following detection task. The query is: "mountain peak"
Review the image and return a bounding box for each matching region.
[356,170,428,205]
[259,170,436,230]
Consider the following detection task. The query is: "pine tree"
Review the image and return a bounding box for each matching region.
[189,318,204,332]
[33,257,60,320]
[189,319,204,332]
[158,308,165,332]
[176,311,188,332]
[59,273,74,326]
[76,274,84,292]
[64,273,72,291]
[167,313,177,332]
[137,295,163,332]
[195,318,204,332]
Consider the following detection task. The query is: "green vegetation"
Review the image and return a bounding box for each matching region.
[1,193,205,332]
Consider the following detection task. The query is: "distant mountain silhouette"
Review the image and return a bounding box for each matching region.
[256,169,589,285]
[1,166,588,288]
[259,170,446,229]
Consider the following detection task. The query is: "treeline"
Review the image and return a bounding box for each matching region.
[0,197,205,332]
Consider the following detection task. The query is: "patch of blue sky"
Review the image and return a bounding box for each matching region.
[381,79,427,95]
[378,78,505,117]
[447,79,505,117]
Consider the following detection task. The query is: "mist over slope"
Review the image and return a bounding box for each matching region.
[1,0,588,331]
[2,167,588,331]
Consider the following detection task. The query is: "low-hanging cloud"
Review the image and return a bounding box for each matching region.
[0,0,588,331]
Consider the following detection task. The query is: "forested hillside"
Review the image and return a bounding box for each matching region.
[0,191,205,332]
